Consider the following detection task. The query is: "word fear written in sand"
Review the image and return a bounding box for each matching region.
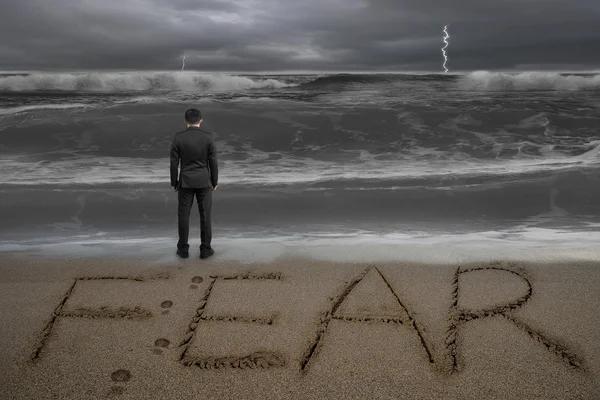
[31,263,584,375]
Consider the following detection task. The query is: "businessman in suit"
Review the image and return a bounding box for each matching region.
[170,108,218,259]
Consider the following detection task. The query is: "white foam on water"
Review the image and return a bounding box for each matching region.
[2,228,600,265]
[2,136,600,186]
[0,103,90,116]
[0,71,295,92]
[459,71,600,91]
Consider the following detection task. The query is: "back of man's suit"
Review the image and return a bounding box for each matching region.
[170,125,218,259]
[170,126,218,189]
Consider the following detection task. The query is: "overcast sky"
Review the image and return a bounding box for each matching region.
[1,0,599,72]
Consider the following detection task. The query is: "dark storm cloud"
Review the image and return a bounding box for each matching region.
[0,0,598,71]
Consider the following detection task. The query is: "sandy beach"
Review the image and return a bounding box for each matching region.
[1,251,599,400]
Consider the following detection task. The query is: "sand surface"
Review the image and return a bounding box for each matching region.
[1,252,599,399]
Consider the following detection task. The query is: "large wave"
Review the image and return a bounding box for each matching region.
[0,71,295,92]
[5,71,596,93]
[2,140,599,186]
[299,73,457,87]
[459,71,600,91]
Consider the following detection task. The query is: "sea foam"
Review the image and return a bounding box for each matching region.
[0,71,294,92]
[459,71,600,91]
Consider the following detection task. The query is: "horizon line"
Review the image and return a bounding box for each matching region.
[1,68,599,75]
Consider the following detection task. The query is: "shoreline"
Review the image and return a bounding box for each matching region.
[2,232,600,264]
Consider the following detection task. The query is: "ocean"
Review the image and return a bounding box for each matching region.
[1,70,600,260]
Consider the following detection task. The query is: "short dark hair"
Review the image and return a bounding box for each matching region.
[185,108,202,124]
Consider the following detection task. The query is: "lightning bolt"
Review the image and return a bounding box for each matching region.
[181,54,186,71]
[442,25,450,73]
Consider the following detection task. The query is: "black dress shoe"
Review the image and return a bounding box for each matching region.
[200,248,214,259]
[176,248,189,258]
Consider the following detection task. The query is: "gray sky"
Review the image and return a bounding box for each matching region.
[1,0,599,72]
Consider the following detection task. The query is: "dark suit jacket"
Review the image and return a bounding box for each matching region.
[170,126,218,189]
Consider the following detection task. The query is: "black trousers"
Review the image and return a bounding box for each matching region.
[177,187,212,251]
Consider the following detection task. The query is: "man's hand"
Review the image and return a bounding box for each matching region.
[171,186,177,191]
[212,186,217,191]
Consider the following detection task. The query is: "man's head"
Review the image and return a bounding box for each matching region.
[185,108,203,127]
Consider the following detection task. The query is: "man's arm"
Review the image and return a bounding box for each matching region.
[170,135,180,188]
[208,137,218,188]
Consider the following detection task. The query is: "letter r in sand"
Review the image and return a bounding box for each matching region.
[446,263,584,373]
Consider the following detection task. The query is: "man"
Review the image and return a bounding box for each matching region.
[170,108,218,259]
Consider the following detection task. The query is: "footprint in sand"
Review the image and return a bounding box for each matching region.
[190,285,198,289]
[110,369,131,383]
[160,300,173,308]
[191,276,203,284]
[154,338,170,348]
